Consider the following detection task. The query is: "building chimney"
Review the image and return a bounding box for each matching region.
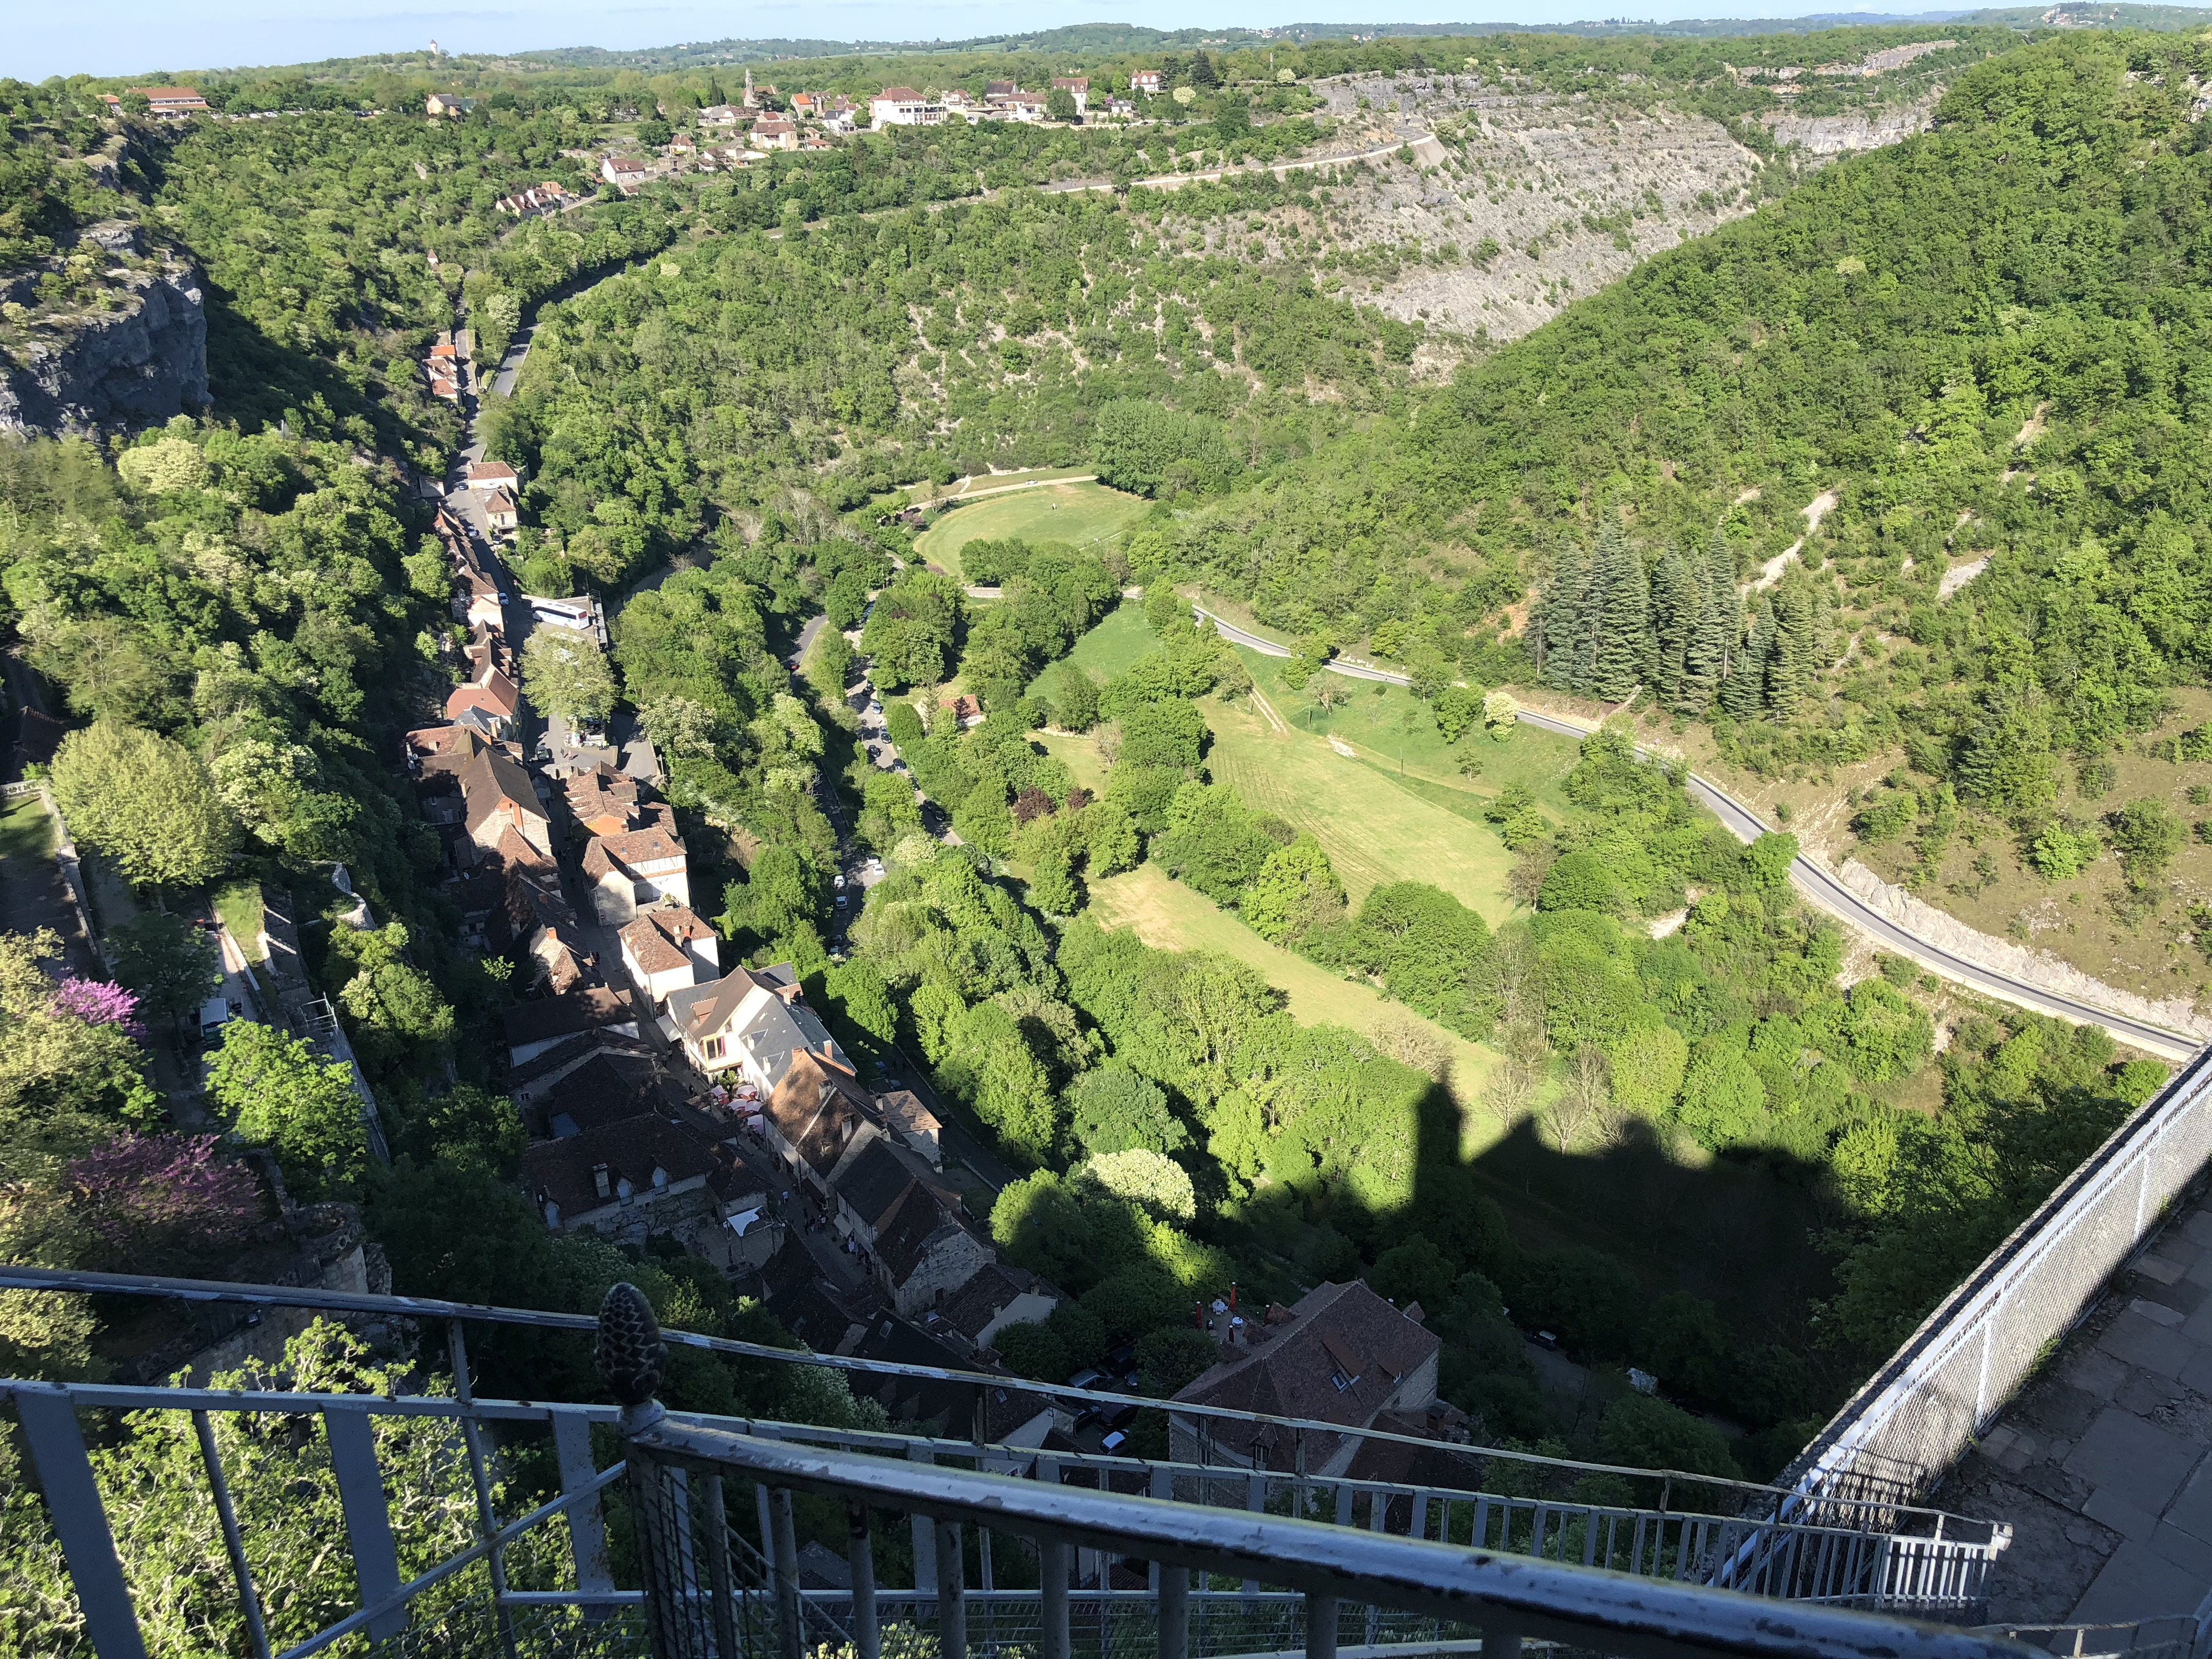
[593,1163,612,1199]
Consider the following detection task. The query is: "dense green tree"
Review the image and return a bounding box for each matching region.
[206,1022,368,1194]
[1068,1064,1189,1157]
[520,629,619,725]
[106,912,222,1027]
[50,723,237,889]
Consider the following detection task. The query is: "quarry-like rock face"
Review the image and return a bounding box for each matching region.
[1182,72,1942,361]
[0,251,210,436]
[1763,95,1942,155]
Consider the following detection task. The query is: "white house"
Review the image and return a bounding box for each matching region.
[1051,76,1091,115]
[465,459,518,492]
[1130,71,1162,94]
[581,825,689,923]
[870,87,942,127]
[666,964,846,1086]
[618,904,719,1006]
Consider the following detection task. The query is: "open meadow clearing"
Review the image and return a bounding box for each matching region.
[912,479,1149,582]
[1087,863,1498,1114]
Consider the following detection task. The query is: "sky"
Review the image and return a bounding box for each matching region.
[12,0,1879,82]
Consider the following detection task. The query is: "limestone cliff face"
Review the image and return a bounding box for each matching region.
[1763,96,1942,158]
[0,250,210,436]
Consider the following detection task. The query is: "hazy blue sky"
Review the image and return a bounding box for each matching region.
[15,2,1858,82]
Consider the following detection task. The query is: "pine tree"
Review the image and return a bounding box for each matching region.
[1766,574,1819,719]
[1536,542,1592,692]
[1588,525,1648,702]
[1650,546,1695,707]
[1719,595,1775,720]
[1680,534,1737,711]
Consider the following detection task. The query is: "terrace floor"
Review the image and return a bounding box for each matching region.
[1936,1181,2212,1626]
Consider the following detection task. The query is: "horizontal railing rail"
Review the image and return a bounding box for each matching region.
[0,1262,1990,1540]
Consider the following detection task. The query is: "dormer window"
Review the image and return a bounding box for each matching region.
[1330,1365,1355,1392]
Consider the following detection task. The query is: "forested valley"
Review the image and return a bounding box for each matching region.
[0,24,2206,1640]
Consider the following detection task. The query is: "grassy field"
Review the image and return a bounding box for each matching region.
[1088,864,1497,1113]
[1045,601,1154,690]
[1240,649,1583,811]
[1036,731,1111,795]
[914,479,1148,582]
[0,795,55,864]
[1204,690,1579,925]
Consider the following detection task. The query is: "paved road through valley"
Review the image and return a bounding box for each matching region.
[1193,606,2201,1059]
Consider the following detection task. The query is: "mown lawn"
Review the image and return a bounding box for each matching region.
[0,795,55,864]
[1204,693,1533,924]
[1047,601,1153,688]
[1238,647,1583,813]
[1087,863,1497,1113]
[914,479,1149,582]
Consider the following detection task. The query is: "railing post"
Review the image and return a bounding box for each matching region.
[771,1486,802,1659]
[1041,1536,1071,1659]
[551,1408,615,1617]
[848,1502,880,1659]
[703,1474,740,1659]
[192,1409,272,1659]
[448,1318,519,1659]
[910,1443,937,1592]
[936,1517,966,1659]
[598,1280,694,1659]
[14,1386,147,1659]
[323,1401,405,1644]
[1306,1592,1338,1659]
[1159,1563,1191,1659]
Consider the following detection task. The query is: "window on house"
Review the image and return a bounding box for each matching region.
[703,1036,725,1061]
[1330,1365,1355,1392]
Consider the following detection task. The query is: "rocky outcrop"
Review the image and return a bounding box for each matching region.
[1764,95,1942,158]
[0,248,209,436]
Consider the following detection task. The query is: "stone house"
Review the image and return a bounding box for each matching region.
[580,823,688,923]
[618,904,719,1006]
[1168,1280,1443,1477]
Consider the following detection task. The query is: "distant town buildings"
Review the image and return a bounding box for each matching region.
[493,181,570,217]
[101,86,208,117]
[870,87,942,128]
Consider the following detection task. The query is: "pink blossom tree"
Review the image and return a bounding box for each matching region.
[68,1134,262,1270]
[49,976,148,1042]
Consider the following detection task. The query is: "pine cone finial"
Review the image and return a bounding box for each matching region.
[597,1281,665,1408]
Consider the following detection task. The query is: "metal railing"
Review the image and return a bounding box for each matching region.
[1781,1043,2212,1510]
[0,1262,1987,1547]
[607,1279,2042,1659]
[3,1275,2020,1659]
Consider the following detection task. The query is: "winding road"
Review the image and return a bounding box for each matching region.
[1193,606,2203,1060]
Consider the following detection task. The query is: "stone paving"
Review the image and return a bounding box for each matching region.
[1937,1193,2212,1626]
